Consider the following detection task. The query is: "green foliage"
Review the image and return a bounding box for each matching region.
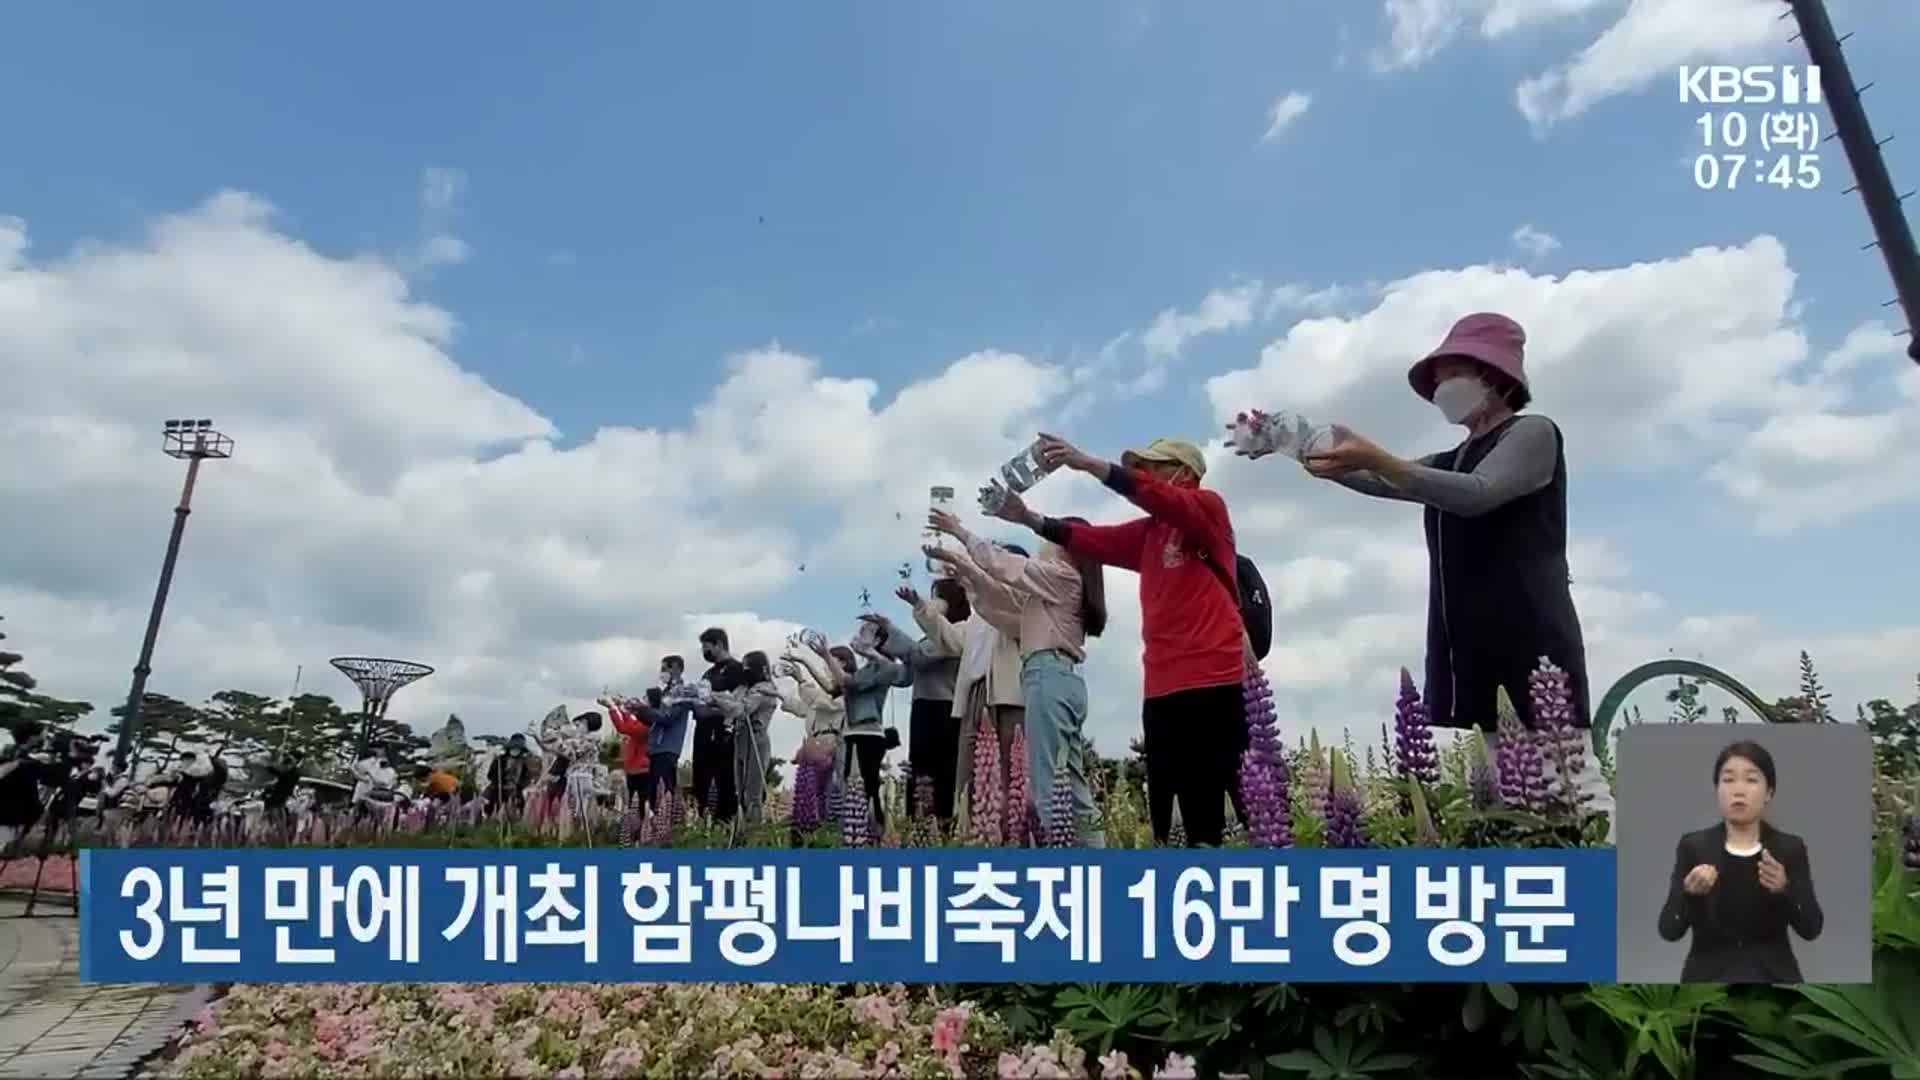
[1267,1026,1420,1078]
[0,616,94,732]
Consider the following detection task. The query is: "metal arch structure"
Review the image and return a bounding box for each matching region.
[330,656,433,759]
[1589,659,1789,759]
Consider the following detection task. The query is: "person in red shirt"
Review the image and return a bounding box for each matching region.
[604,696,653,813]
[987,432,1246,847]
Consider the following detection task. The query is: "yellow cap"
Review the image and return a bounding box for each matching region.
[1120,437,1207,479]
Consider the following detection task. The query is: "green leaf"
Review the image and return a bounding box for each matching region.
[1461,985,1487,1032]
[1487,982,1520,1010]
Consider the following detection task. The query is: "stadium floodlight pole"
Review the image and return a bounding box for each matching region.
[1787,0,1920,362]
[115,420,234,766]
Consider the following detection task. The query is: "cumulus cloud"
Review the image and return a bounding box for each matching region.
[2,191,1914,776]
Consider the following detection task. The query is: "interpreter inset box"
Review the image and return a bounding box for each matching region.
[1614,723,1872,984]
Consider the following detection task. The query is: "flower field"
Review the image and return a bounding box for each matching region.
[116,664,1920,1076]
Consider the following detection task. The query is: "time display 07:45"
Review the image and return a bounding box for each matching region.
[1693,153,1820,191]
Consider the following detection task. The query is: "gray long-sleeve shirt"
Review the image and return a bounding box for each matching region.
[1333,414,1558,518]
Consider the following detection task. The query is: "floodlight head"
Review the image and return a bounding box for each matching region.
[330,656,434,716]
[162,419,234,460]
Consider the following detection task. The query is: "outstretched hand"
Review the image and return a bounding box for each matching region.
[1302,425,1385,478]
[1036,433,1102,474]
[922,543,961,566]
[983,487,1031,524]
[927,508,965,538]
[895,584,922,607]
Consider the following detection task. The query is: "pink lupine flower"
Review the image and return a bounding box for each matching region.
[1153,1051,1200,1079]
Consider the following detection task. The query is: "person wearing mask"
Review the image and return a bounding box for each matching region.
[729,651,782,827]
[692,627,749,820]
[1659,740,1822,983]
[840,631,911,826]
[928,510,1108,846]
[1257,313,1612,833]
[483,733,537,818]
[863,578,971,823]
[648,656,700,804]
[604,695,653,813]
[988,434,1244,848]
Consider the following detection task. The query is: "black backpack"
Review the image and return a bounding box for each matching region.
[1201,549,1274,661]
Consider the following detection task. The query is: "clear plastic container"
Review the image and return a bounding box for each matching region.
[926,485,956,574]
[1228,409,1336,460]
[978,438,1059,512]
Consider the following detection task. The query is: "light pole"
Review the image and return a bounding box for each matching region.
[115,419,233,766]
[1786,0,1920,363]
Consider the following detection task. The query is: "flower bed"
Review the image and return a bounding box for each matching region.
[157,982,1197,1079]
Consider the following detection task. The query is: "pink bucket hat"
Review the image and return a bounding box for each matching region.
[1407,312,1529,401]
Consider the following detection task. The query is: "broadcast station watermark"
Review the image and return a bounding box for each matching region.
[1679,65,1824,193]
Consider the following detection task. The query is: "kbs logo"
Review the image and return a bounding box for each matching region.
[1678,66,1823,105]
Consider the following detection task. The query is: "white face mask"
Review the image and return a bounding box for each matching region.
[1431,376,1489,425]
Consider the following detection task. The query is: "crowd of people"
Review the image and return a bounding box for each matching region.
[0,312,1618,855]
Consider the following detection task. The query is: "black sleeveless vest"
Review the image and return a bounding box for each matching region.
[1421,415,1591,731]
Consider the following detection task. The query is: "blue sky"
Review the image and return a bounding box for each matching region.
[3,1,1918,754]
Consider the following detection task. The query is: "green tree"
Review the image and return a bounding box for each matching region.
[1859,675,1920,776]
[0,616,94,734]
[106,692,209,767]
[201,689,282,761]
[276,693,356,779]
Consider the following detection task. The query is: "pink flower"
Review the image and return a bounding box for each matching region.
[1153,1052,1199,1079]
[1100,1050,1136,1079]
[851,993,900,1030]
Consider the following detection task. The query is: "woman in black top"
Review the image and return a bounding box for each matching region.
[1659,740,1823,983]
[1245,313,1611,826]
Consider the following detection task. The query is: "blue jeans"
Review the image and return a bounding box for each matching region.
[1021,650,1102,847]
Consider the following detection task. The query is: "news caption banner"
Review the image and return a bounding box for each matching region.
[1680,64,1825,193]
[81,848,1617,984]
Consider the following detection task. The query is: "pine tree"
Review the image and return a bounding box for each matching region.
[0,616,94,733]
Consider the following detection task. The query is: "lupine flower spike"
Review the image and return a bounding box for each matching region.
[841,769,872,848]
[1528,656,1588,816]
[1238,664,1293,847]
[1494,687,1550,812]
[1045,769,1080,848]
[1323,751,1369,849]
[1393,668,1441,786]
[969,716,1004,846]
[1007,726,1032,847]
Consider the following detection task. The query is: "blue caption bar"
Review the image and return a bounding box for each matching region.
[79,848,1617,984]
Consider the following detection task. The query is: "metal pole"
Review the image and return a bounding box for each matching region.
[1788,0,1920,362]
[116,453,205,764]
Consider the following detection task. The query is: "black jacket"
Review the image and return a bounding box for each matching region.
[1658,822,1823,983]
[1421,416,1591,731]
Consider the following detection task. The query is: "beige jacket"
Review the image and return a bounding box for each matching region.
[917,603,1023,718]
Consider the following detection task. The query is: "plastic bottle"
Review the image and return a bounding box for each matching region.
[978,438,1060,513]
[925,485,956,574]
[1228,409,1336,461]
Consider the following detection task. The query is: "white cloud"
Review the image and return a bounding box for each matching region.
[1373,0,1613,72]
[2,191,1916,780]
[1371,0,1789,130]
[1143,281,1267,360]
[1260,91,1313,142]
[1511,223,1561,258]
[1515,0,1785,128]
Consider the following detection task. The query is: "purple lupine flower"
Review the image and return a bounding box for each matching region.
[1379,721,1397,776]
[1394,668,1441,787]
[1007,726,1032,847]
[1495,688,1550,812]
[1297,736,1330,823]
[1323,781,1368,849]
[907,773,939,846]
[969,715,1004,846]
[790,758,823,832]
[1528,656,1588,814]
[841,769,872,848]
[1238,665,1293,847]
[1901,814,1920,871]
[1045,769,1080,848]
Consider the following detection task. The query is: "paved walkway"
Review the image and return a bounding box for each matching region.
[0,895,208,1079]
